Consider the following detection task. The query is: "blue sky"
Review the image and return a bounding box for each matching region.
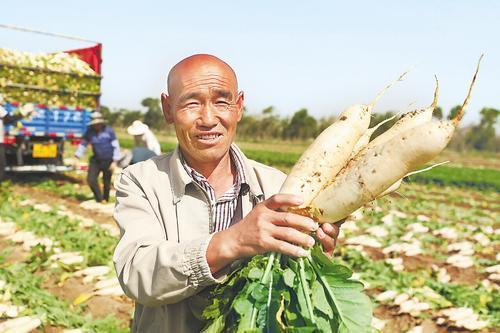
[1,0,499,126]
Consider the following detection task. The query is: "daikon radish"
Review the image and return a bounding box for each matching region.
[0,316,41,333]
[280,71,408,205]
[350,112,400,157]
[310,57,481,222]
[376,161,449,198]
[365,76,439,151]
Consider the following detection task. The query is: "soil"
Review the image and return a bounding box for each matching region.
[403,254,438,272]
[12,183,116,228]
[86,295,133,325]
[445,264,487,286]
[0,183,134,331]
[0,237,29,264]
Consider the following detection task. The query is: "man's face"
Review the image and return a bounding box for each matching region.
[162,58,244,168]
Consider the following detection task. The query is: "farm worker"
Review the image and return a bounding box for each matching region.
[113,54,340,332]
[127,120,162,155]
[116,120,161,168]
[74,111,121,202]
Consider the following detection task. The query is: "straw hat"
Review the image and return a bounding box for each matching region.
[127,120,149,136]
[88,111,106,126]
[18,103,35,117]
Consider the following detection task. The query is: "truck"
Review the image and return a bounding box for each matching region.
[0,40,102,180]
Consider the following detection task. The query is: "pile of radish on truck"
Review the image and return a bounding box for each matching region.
[0,44,102,180]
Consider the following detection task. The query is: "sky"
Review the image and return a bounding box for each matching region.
[1,0,499,126]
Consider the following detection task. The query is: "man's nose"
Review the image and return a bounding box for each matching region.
[198,104,218,127]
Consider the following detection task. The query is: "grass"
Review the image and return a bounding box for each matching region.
[408,164,500,192]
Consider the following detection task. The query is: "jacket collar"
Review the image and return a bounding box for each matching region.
[169,144,264,204]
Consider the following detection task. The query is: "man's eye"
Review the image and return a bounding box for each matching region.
[185,102,200,108]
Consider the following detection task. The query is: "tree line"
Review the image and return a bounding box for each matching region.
[100,98,499,152]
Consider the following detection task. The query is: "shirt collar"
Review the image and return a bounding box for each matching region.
[169,144,262,203]
[179,144,248,189]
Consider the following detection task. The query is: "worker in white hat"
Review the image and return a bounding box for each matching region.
[127,120,161,156]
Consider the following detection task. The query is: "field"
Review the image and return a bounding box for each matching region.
[0,137,498,332]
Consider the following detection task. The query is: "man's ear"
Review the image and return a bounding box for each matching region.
[161,93,174,124]
[235,91,244,122]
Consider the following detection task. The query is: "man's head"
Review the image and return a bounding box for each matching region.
[88,112,106,132]
[161,54,244,171]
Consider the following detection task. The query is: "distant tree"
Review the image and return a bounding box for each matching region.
[448,105,462,120]
[262,106,274,115]
[259,106,283,139]
[237,114,258,139]
[142,98,164,130]
[465,107,499,151]
[283,108,317,140]
[121,109,143,126]
[99,105,122,126]
[433,106,443,120]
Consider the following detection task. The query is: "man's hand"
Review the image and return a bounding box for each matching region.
[316,223,341,258]
[207,194,319,273]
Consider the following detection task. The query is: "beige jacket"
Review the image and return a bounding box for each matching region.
[113,146,286,332]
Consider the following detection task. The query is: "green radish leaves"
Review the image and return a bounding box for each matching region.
[202,246,372,332]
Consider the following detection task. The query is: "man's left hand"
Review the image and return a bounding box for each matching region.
[316,223,340,257]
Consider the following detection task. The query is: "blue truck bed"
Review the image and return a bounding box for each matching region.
[3,103,91,139]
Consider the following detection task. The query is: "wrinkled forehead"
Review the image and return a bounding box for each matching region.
[167,60,238,98]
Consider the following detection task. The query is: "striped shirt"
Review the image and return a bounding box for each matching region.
[180,144,248,233]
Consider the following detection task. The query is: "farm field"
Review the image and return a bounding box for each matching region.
[0,139,498,332]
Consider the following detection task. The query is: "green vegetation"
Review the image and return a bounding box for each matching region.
[408,165,500,192]
[0,185,128,332]
[202,247,372,332]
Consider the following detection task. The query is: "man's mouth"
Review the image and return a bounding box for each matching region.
[195,133,223,143]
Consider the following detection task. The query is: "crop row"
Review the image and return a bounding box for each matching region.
[0,185,128,332]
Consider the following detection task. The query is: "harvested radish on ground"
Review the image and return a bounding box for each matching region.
[201,57,482,333]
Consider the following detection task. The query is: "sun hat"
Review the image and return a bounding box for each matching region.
[87,111,106,126]
[127,120,149,136]
[18,103,35,117]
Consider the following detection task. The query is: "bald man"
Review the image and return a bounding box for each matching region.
[113,54,339,332]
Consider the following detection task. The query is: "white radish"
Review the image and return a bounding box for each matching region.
[309,57,481,222]
[0,316,41,333]
[350,112,400,157]
[376,161,449,198]
[95,285,125,296]
[365,76,439,151]
[280,71,408,205]
[73,266,110,278]
[95,277,120,290]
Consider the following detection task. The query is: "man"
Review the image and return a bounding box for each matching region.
[127,120,162,156]
[113,54,339,332]
[75,112,121,202]
[117,120,161,167]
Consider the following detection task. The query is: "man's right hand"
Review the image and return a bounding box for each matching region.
[206,194,318,273]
